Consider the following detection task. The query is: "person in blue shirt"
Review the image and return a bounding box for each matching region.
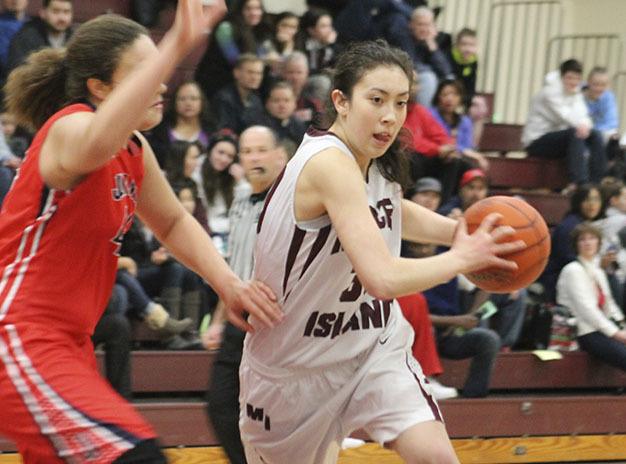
[0,0,29,77]
[430,78,489,173]
[584,66,619,142]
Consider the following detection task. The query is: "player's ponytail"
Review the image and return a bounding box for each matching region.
[5,14,147,131]
[5,48,68,131]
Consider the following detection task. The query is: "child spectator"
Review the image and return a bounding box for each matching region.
[0,111,29,157]
[557,223,626,372]
[253,80,307,145]
[430,79,489,173]
[584,66,619,142]
[148,80,216,168]
[523,59,607,193]
[447,28,478,108]
[212,53,266,134]
[195,0,271,99]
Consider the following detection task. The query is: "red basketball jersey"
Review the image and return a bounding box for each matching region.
[0,103,144,335]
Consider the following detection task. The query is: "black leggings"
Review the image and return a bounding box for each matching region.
[113,439,167,464]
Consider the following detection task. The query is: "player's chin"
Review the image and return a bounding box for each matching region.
[139,110,163,131]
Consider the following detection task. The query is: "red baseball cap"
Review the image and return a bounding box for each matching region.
[459,169,487,189]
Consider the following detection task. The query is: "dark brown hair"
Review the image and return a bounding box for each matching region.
[202,132,239,208]
[5,14,146,130]
[317,39,414,188]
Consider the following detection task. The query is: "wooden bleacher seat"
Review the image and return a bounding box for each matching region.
[439,351,626,391]
[478,123,524,154]
[489,189,569,226]
[488,156,568,191]
[94,350,626,396]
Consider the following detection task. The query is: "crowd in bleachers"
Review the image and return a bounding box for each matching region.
[1,0,626,421]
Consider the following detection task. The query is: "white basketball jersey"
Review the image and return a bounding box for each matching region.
[245,129,405,369]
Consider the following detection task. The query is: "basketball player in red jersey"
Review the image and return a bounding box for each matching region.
[0,1,281,462]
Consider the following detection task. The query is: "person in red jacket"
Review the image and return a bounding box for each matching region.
[403,75,468,202]
[0,2,281,463]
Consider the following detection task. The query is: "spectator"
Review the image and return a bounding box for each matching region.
[447,28,478,108]
[424,271,501,398]
[597,180,626,250]
[540,183,603,302]
[298,7,337,76]
[253,80,307,145]
[523,59,607,193]
[0,0,29,73]
[120,220,205,336]
[192,131,244,255]
[584,66,619,142]
[333,0,414,59]
[281,51,324,125]
[212,53,266,134]
[0,121,19,207]
[262,11,300,77]
[92,285,132,399]
[409,6,453,105]
[403,72,463,202]
[430,79,489,173]
[0,111,29,157]
[114,263,197,350]
[439,169,527,349]
[557,223,626,371]
[195,0,271,100]
[166,140,203,188]
[306,0,348,18]
[147,80,215,168]
[6,0,73,73]
[400,176,458,400]
[205,125,286,464]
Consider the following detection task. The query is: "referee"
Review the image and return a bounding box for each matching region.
[204,125,287,464]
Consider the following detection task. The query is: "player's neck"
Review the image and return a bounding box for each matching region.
[328,122,370,177]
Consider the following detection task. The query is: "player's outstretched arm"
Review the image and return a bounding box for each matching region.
[136,134,282,332]
[41,0,227,188]
[301,149,524,299]
[400,198,456,246]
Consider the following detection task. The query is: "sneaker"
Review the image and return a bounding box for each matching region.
[427,377,458,400]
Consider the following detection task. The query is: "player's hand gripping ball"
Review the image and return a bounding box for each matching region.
[464,196,551,293]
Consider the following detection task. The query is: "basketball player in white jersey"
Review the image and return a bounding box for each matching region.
[239,40,524,464]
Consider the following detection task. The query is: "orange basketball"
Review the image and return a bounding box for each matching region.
[463,196,551,293]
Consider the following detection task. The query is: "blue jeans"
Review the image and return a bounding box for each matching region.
[115,270,151,318]
[437,327,501,397]
[489,291,528,348]
[578,331,626,371]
